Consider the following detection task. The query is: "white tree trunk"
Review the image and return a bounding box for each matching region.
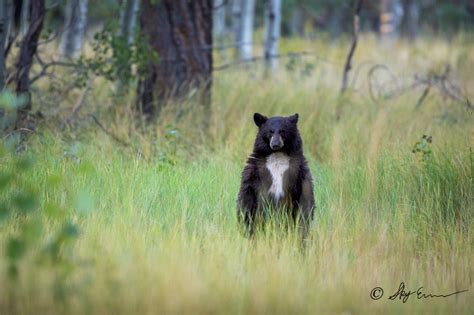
[264,0,281,70]
[60,0,88,58]
[19,0,29,37]
[213,0,226,38]
[115,0,139,94]
[380,0,402,40]
[232,0,254,61]
[238,0,254,61]
[0,0,8,91]
[232,0,241,57]
[4,0,14,51]
[119,0,139,45]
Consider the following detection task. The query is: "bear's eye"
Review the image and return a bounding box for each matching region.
[280,130,286,134]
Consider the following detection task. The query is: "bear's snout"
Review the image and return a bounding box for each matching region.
[270,135,284,150]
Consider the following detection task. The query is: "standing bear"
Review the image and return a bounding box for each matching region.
[237,113,315,238]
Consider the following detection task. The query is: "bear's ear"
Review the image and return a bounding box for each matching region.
[289,113,299,124]
[254,113,268,127]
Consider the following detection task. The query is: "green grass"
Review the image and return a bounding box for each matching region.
[0,34,473,314]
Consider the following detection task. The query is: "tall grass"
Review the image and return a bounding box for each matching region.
[0,34,473,314]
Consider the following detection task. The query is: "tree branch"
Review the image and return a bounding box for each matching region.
[340,0,362,95]
[89,114,130,147]
[30,53,80,84]
[414,84,431,109]
[61,77,93,128]
[213,51,336,71]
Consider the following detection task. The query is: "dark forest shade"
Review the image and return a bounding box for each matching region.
[137,0,213,117]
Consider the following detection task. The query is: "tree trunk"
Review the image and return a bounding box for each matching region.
[0,0,9,91]
[115,0,139,95]
[119,0,139,46]
[60,0,88,58]
[400,0,418,40]
[14,0,45,131]
[137,0,213,117]
[4,0,17,57]
[379,0,402,40]
[264,0,281,71]
[238,0,254,61]
[289,5,304,37]
[0,0,12,130]
[232,0,241,59]
[5,0,12,40]
[213,0,228,62]
[19,0,29,37]
[232,0,254,61]
[213,0,226,38]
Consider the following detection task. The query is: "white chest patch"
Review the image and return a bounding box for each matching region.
[265,153,290,200]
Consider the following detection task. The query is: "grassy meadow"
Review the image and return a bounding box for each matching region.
[0,34,473,314]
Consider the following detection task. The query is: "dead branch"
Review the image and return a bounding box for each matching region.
[90,114,130,147]
[349,60,376,89]
[366,63,472,111]
[30,53,80,84]
[340,0,362,95]
[414,84,431,109]
[367,64,401,102]
[214,51,337,71]
[4,31,18,58]
[36,30,60,46]
[61,77,93,128]
[200,41,256,51]
[411,66,472,110]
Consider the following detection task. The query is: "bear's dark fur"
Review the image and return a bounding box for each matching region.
[237,113,315,238]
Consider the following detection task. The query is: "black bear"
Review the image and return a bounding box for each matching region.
[237,113,315,238]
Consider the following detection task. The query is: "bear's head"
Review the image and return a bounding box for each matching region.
[252,113,302,155]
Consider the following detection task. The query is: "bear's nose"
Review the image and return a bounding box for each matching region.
[270,135,283,150]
